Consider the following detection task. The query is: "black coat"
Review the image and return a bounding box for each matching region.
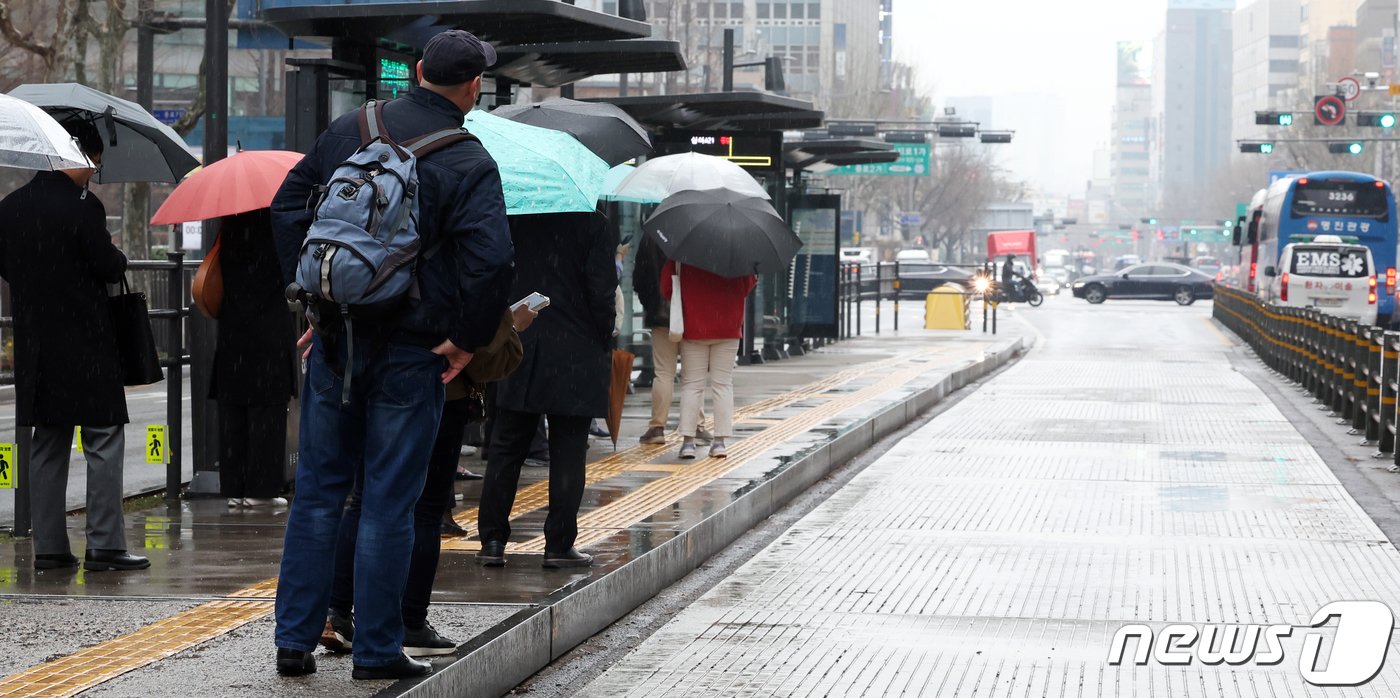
[0,172,129,427]
[210,210,296,406]
[633,233,669,329]
[272,88,515,351]
[494,213,617,418]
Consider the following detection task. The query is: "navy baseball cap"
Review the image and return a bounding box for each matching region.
[421,30,497,85]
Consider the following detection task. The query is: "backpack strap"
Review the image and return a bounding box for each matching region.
[357,100,410,160]
[404,128,480,159]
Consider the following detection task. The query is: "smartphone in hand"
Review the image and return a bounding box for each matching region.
[511,292,551,312]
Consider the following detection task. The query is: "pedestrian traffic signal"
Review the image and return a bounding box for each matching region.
[1255,111,1293,126]
[1328,141,1365,155]
[1240,141,1274,154]
[1358,112,1398,128]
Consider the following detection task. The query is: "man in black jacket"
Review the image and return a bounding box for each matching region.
[0,119,148,574]
[269,30,513,680]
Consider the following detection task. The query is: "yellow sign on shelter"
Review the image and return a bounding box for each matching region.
[146,425,167,465]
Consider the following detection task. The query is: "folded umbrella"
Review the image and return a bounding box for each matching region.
[464,110,609,216]
[643,188,802,278]
[613,152,770,204]
[607,348,635,449]
[150,150,304,225]
[492,98,651,167]
[9,82,199,183]
[0,93,91,171]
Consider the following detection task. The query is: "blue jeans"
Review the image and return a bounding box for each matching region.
[274,336,445,667]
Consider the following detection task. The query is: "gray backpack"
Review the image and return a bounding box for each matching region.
[295,100,476,404]
[297,100,476,314]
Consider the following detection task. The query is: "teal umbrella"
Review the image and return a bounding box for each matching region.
[464,110,608,216]
[600,163,662,204]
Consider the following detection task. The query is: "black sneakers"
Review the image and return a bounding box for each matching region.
[276,648,316,677]
[352,653,434,680]
[319,609,354,653]
[403,622,457,657]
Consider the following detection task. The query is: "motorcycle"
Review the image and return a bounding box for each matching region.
[993,278,1043,307]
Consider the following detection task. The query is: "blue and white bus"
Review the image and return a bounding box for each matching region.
[1251,171,1398,322]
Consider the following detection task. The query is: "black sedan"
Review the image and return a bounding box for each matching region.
[1071,263,1215,306]
[858,263,974,300]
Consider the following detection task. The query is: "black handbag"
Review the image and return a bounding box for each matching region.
[109,277,165,386]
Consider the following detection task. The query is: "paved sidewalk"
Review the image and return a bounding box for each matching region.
[0,306,1024,697]
[580,300,1400,697]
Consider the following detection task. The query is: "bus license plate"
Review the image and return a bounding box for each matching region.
[1313,298,1345,308]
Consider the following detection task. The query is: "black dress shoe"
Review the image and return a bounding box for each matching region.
[542,548,593,569]
[276,648,317,677]
[453,468,484,481]
[440,516,468,537]
[352,653,433,680]
[83,550,150,572]
[34,553,79,570]
[476,540,506,567]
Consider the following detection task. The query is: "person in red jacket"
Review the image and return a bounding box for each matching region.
[660,261,757,459]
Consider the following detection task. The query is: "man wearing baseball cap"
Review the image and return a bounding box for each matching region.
[270,29,513,681]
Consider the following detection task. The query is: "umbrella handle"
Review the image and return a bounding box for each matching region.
[101,106,117,148]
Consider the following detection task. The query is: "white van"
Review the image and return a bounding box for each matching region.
[1266,235,1378,325]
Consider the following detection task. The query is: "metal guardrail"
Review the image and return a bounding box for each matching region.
[1214,286,1400,467]
[6,253,191,536]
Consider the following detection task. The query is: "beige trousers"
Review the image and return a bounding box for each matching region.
[678,338,739,439]
[650,328,705,429]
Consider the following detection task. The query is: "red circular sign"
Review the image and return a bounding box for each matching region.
[1316,95,1346,125]
[1339,76,1362,102]
[1308,220,1319,231]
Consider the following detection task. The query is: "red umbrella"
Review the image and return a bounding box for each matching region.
[150,150,303,225]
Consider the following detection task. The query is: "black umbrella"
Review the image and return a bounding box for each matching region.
[9,83,199,183]
[492,98,651,167]
[643,188,802,278]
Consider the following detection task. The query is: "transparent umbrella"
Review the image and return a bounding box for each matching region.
[612,152,771,203]
[0,93,90,171]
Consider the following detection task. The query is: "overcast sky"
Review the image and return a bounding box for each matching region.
[896,0,1172,198]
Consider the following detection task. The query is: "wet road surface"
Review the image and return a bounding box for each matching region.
[579,296,1400,696]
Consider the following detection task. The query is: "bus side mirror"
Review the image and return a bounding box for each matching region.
[1264,266,1278,278]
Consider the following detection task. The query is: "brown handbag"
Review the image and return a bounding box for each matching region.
[191,233,223,319]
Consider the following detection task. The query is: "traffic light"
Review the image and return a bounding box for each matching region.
[882,131,928,144]
[1240,141,1275,154]
[936,123,976,138]
[1255,111,1294,126]
[979,131,1013,144]
[1140,217,1158,225]
[1358,112,1398,128]
[1328,141,1365,155]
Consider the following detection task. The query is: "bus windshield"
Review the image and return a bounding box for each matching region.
[1291,179,1390,218]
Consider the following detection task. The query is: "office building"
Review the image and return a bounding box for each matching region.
[1152,0,1236,213]
[1231,0,1301,147]
[1111,41,1154,220]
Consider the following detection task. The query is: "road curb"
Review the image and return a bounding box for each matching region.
[393,337,1027,698]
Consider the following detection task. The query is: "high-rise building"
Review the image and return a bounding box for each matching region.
[1111,42,1154,221]
[1299,0,1362,92]
[1353,0,1396,78]
[572,1,885,111]
[1152,0,1236,214]
[1231,0,1302,148]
